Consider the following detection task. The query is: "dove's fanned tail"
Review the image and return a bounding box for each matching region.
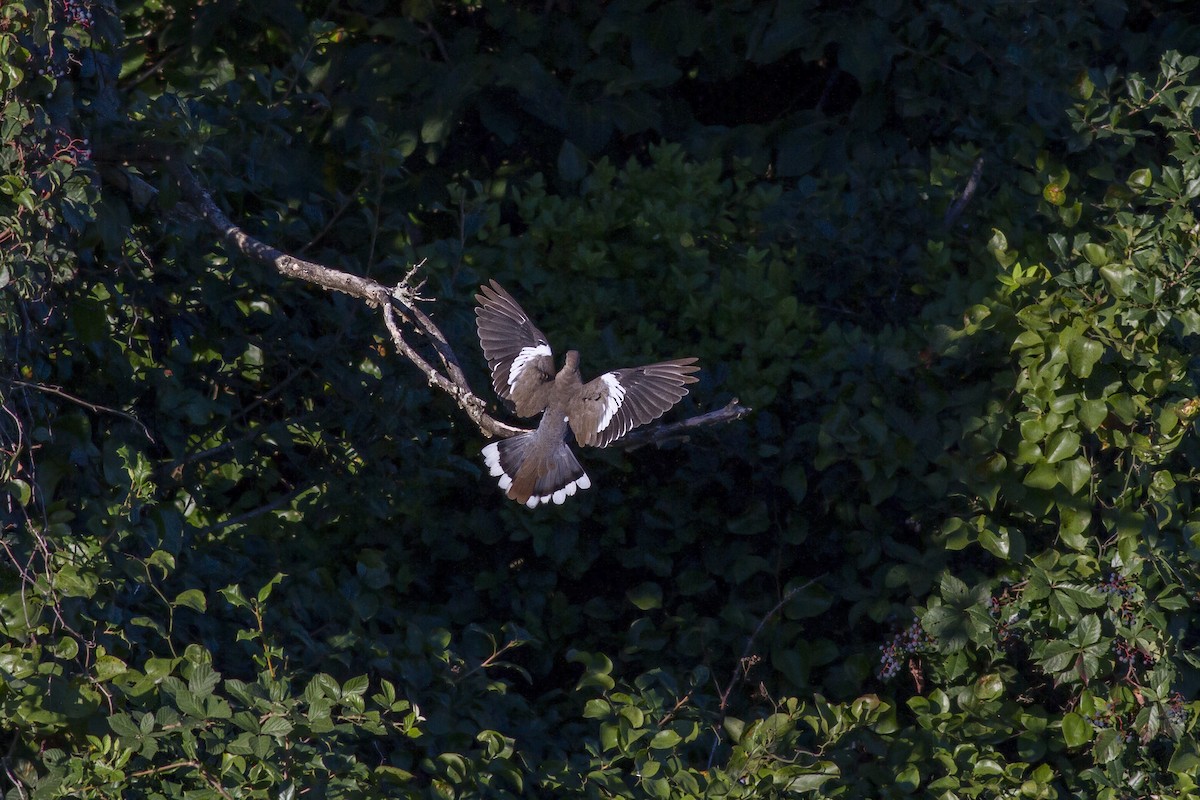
[482,434,591,508]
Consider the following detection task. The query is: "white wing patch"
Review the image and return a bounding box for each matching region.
[508,344,552,390]
[597,373,626,432]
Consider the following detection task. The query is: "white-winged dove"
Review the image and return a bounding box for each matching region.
[476,280,700,507]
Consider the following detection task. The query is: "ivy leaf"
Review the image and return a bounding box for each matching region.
[1045,430,1081,463]
[979,527,1011,559]
[1067,337,1104,377]
[1078,399,1108,431]
[1024,462,1059,489]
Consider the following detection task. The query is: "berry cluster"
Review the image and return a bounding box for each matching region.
[1086,699,1136,742]
[1101,572,1135,599]
[995,619,1016,648]
[878,618,935,681]
[1085,699,1115,728]
[1166,692,1189,729]
[1114,638,1154,670]
[53,134,91,166]
[36,59,70,81]
[61,0,94,28]
[987,592,1021,648]
[1101,572,1137,625]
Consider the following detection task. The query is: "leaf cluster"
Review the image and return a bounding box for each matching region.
[4,1,1200,798]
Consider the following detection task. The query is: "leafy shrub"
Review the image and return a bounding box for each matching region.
[3,1,1200,798]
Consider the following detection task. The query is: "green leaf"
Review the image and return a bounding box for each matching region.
[896,763,921,791]
[1024,462,1059,489]
[173,589,207,612]
[922,606,968,652]
[1039,641,1075,673]
[1045,430,1080,463]
[256,573,285,603]
[618,706,644,728]
[1093,728,1125,763]
[784,763,840,792]
[420,114,450,144]
[1067,337,1103,377]
[648,729,682,749]
[1059,200,1082,227]
[723,716,745,742]
[219,584,250,610]
[1127,168,1153,191]
[261,716,294,737]
[939,573,971,606]
[978,527,1010,559]
[1060,504,1092,543]
[1062,712,1092,747]
[1081,243,1109,266]
[1057,456,1091,496]
[4,479,32,506]
[1168,740,1200,775]
[974,673,1003,700]
[53,637,79,660]
[188,664,220,698]
[1050,589,1080,619]
[1078,399,1107,431]
[108,713,142,740]
[626,582,662,611]
[583,699,611,718]
[95,655,127,681]
[1100,265,1135,297]
[568,650,616,692]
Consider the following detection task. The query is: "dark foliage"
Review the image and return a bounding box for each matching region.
[3,0,1200,797]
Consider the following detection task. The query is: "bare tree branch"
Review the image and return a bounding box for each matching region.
[111,159,748,445]
[616,398,751,450]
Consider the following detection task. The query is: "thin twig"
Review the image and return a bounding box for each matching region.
[126,759,234,799]
[4,379,154,442]
[197,487,310,535]
[707,578,821,770]
[718,580,818,713]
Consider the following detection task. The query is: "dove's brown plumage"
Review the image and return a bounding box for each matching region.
[476,280,699,507]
